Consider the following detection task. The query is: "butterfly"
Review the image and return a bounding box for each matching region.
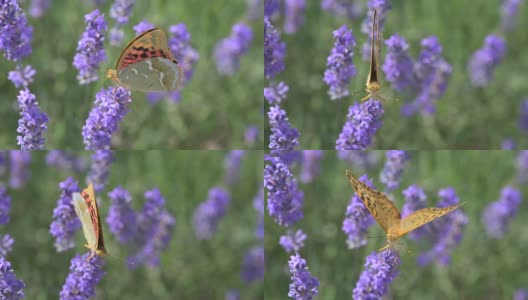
[106,28,183,92]
[360,9,387,102]
[345,170,462,251]
[73,183,107,258]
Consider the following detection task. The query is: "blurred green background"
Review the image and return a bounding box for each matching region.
[1,150,263,299]
[265,151,528,299]
[0,0,263,149]
[264,1,528,149]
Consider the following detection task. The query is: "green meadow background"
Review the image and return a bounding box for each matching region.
[0,0,263,149]
[1,151,263,299]
[265,151,528,299]
[264,1,528,149]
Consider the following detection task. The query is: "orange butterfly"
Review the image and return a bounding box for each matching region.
[345,171,462,251]
[73,183,107,258]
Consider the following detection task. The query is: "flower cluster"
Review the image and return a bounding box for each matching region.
[5,151,32,189]
[268,105,300,150]
[193,187,231,240]
[224,150,245,185]
[16,89,48,150]
[87,150,114,192]
[29,0,51,18]
[241,245,264,283]
[214,23,253,75]
[284,0,306,34]
[353,250,400,300]
[49,177,81,252]
[106,186,138,244]
[335,99,384,150]
[264,17,286,80]
[280,229,307,252]
[288,253,320,300]
[0,234,14,256]
[468,35,506,87]
[264,81,289,104]
[0,256,25,300]
[342,175,375,249]
[321,0,362,19]
[380,150,408,192]
[254,186,264,240]
[46,151,88,173]
[0,185,12,225]
[501,0,523,32]
[8,64,35,88]
[323,25,357,100]
[0,0,33,61]
[59,253,106,300]
[108,0,136,45]
[299,151,323,183]
[482,186,521,239]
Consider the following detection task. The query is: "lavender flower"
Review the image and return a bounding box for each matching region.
[29,0,50,18]
[264,17,286,79]
[8,64,35,88]
[109,0,135,24]
[501,138,516,150]
[106,186,137,244]
[254,186,264,240]
[59,253,106,300]
[49,177,80,252]
[16,89,48,150]
[46,151,88,173]
[299,151,323,183]
[241,246,264,283]
[382,34,416,92]
[519,99,528,132]
[380,150,408,192]
[323,25,357,100]
[133,20,155,35]
[82,87,132,150]
[515,289,528,300]
[271,150,303,166]
[8,150,31,189]
[335,100,384,150]
[245,126,259,147]
[360,0,391,59]
[264,155,304,227]
[337,151,379,171]
[284,0,306,34]
[501,0,522,32]
[193,187,231,240]
[87,150,114,193]
[468,35,506,87]
[0,234,14,256]
[73,9,107,84]
[0,185,11,225]
[0,256,25,300]
[268,105,300,150]
[342,175,375,249]
[280,229,307,252]
[264,0,280,18]
[224,150,245,185]
[516,151,528,184]
[264,81,289,104]
[288,253,319,300]
[214,23,253,75]
[321,0,362,19]
[246,0,262,21]
[0,0,33,61]
[353,249,400,300]
[109,27,125,46]
[226,290,240,300]
[482,186,521,239]
[401,184,427,240]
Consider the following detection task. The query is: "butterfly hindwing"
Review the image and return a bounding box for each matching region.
[73,192,97,249]
[398,204,462,236]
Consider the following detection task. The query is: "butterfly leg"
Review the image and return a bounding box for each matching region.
[360,93,373,102]
[379,243,391,251]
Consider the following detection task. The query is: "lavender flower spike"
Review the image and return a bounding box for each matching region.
[0,234,15,256]
[284,0,306,34]
[299,150,323,183]
[336,100,384,150]
[280,229,307,252]
[380,150,408,192]
[106,186,137,244]
[342,175,375,249]
[73,9,107,85]
[193,187,231,240]
[109,0,135,25]
[87,150,114,193]
[49,177,80,252]
[268,105,300,150]
[353,250,400,300]
[214,23,253,75]
[324,25,357,100]
[382,34,415,92]
[0,256,25,300]
[59,253,106,300]
[16,89,48,150]
[264,81,289,104]
[468,35,506,87]
[482,186,521,239]
[0,185,12,225]
[224,150,245,185]
[0,0,33,61]
[8,151,31,189]
[241,246,264,283]
[264,17,286,79]
[8,64,36,88]
[501,0,522,32]
[82,87,132,150]
[288,253,319,300]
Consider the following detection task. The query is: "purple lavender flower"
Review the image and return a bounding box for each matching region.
[0,151,6,176]
[516,151,528,184]
[288,253,319,300]
[335,100,384,150]
[268,105,300,150]
[271,150,303,166]
[353,249,400,299]
[342,175,375,249]
[515,289,528,300]
[519,99,528,132]
[0,234,14,256]
[224,150,245,185]
[8,64,35,88]
[501,138,516,150]
[360,0,391,59]
[73,9,107,85]
[106,186,137,244]
[59,253,106,300]
[321,0,362,19]
[254,186,264,240]
[245,126,259,147]
[482,186,521,239]
[380,150,408,192]
[133,20,155,35]
[0,256,25,300]
[16,89,48,150]
[264,17,286,79]
[241,245,264,283]
[264,0,280,18]
[193,187,231,240]
[29,0,50,18]
[46,151,88,173]
[109,27,124,46]
[0,0,33,61]
[264,81,289,104]
[109,0,135,24]
[226,290,240,300]
[246,0,262,21]
[382,34,416,92]
[280,229,307,252]
[324,25,357,100]
[214,23,253,75]
[82,87,132,150]
[49,177,81,252]
[401,184,428,240]
[468,34,506,87]
[299,151,323,183]
[501,0,522,32]
[87,150,114,193]
[337,151,379,171]
[0,185,11,225]
[284,0,306,34]
[8,150,31,189]
[264,155,304,227]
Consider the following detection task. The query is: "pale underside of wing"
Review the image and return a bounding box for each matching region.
[72,192,97,249]
[346,171,401,233]
[398,204,462,236]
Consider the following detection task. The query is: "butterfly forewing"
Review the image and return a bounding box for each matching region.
[73,192,98,249]
[398,204,462,236]
[116,28,168,70]
[82,183,107,254]
[366,9,379,86]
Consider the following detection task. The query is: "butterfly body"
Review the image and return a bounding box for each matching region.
[106,28,183,92]
[361,9,386,102]
[73,183,107,258]
[345,170,462,251]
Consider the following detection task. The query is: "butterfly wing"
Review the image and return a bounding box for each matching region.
[116,28,176,70]
[346,171,401,233]
[366,9,379,86]
[82,183,107,254]
[398,204,462,236]
[73,192,97,249]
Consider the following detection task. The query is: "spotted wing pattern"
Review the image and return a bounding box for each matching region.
[398,204,462,236]
[346,170,400,233]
